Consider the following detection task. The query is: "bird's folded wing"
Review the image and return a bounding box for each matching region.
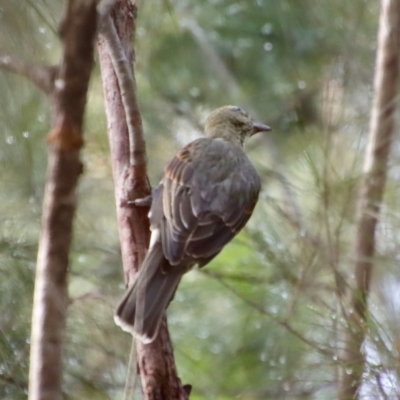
[157,138,260,267]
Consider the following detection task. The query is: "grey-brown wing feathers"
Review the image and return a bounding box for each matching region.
[161,138,260,265]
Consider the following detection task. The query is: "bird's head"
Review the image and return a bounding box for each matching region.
[204,105,271,145]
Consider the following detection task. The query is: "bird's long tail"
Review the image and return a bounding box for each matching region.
[114,241,183,343]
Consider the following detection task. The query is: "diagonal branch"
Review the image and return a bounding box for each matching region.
[0,50,57,95]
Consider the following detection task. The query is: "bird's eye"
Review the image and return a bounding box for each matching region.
[232,106,245,114]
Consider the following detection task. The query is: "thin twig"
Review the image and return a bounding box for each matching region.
[0,50,57,95]
[26,0,58,35]
[206,270,333,357]
[123,341,137,400]
[0,373,27,391]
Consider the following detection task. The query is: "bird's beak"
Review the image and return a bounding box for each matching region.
[252,122,272,135]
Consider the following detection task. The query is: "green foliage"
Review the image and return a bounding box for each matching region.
[1,0,398,399]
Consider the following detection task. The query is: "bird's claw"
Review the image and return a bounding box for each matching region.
[129,194,153,207]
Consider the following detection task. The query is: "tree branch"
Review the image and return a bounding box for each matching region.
[97,0,149,291]
[97,1,188,399]
[0,50,57,95]
[338,1,400,398]
[28,1,97,399]
[100,14,146,167]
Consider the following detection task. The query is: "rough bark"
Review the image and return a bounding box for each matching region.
[338,1,400,398]
[28,2,97,400]
[97,1,189,399]
[98,0,150,290]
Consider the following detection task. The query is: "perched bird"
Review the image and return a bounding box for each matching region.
[115,105,271,343]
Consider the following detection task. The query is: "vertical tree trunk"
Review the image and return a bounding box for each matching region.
[28,2,97,399]
[338,0,400,398]
[98,1,189,399]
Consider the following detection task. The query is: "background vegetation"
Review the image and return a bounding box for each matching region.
[1,0,398,399]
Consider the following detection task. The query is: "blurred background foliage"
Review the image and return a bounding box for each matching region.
[1,0,399,399]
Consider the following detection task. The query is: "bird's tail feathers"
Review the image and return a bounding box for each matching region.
[114,241,183,343]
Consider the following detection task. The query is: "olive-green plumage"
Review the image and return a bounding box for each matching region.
[115,106,271,343]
